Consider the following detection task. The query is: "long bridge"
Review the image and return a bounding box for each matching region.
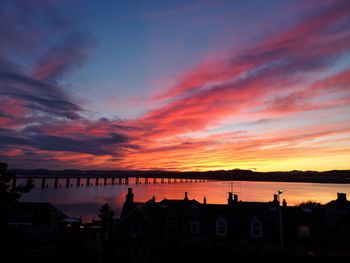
[13,175,209,189]
[10,169,350,188]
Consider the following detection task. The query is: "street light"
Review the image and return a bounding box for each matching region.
[277,189,284,253]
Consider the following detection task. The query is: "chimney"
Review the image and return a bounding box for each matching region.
[282,199,287,207]
[126,187,134,203]
[234,194,238,203]
[337,193,347,202]
[203,196,206,205]
[228,192,234,205]
[273,194,279,205]
[184,192,189,201]
[273,194,278,202]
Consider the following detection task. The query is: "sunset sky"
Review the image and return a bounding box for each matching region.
[0,0,350,171]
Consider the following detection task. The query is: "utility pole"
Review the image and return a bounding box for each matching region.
[277,189,284,253]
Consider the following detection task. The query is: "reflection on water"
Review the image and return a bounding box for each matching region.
[18,178,350,223]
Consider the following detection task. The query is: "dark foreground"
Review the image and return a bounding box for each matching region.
[2,189,350,263]
[3,238,350,263]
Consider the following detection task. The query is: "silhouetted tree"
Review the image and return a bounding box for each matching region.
[296,200,321,209]
[0,162,34,257]
[98,203,115,233]
[0,162,34,221]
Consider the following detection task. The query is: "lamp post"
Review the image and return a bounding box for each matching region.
[277,189,284,253]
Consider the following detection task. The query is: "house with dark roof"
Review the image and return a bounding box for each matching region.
[115,188,347,248]
[323,193,350,248]
[8,202,80,235]
[325,192,350,211]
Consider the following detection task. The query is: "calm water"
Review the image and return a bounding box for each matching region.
[18,178,350,223]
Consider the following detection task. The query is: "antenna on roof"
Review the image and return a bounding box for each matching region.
[222,181,242,194]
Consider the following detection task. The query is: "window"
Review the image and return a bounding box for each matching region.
[216,218,227,236]
[251,219,263,239]
[190,221,199,234]
[298,226,310,237]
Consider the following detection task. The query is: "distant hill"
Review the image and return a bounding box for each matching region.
[13,168,350,184]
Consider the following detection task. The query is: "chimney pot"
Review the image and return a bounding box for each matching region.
[228,192,234,205]
[282,199,287,207]
[184,192,189,201]
[126,187,134,203]
[337,192,347,202]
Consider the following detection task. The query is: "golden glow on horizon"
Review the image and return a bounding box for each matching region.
[1,0,350,171]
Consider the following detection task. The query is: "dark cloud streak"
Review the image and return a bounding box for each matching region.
[0,128,129,156]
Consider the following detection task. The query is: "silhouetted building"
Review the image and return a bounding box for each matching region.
[8,202,79,235]
[115,188,349,253]
[115,188,350,248]
[325,192,350,211]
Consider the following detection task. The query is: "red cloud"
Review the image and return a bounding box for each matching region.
[2,0,350,171]
[157,0,350,100]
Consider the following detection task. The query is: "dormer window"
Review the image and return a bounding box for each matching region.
[190,221,199,234]
[251,219,263,239]
[216,218,227,236]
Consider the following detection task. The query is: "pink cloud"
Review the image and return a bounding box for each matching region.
[2,0,350,171]
[156,0,350,101]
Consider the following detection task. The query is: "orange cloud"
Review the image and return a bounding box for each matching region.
[2,0,350,171]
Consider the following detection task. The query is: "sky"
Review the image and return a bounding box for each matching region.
[0,0,350,171]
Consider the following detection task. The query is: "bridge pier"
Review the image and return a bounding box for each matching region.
[118,177,122,185]
[87,177,90,186]
[66,177,70,188]
[42,178,46,189]
[145,178,148,184]
[136,177,140,184]
[161,178,164,184]
[96,177,100,186]
[54,177,58,189]
[104,177,107,186]
[168,178,171,184]
[112,178,115,185]
[125,178,129,185]
[77,177,80,187]
[153,178,156,184]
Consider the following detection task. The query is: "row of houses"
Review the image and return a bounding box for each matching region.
[115,188,350,248]
[6,189,350,261]
[7,190,350,247]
